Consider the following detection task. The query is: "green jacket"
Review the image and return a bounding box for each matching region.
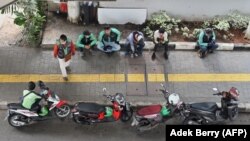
[22,90,42,109]
[76,33,97,48]
[98,28,121,43]
[198,30,216,47]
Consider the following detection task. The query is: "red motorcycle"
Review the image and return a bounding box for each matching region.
[71,88,133,124]
[6,81,71,128]
[131,84,185,132]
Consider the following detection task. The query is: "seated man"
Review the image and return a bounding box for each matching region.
[197,28,218,58]
[152,28,169,60]
[21,81,43,113]
[97,26,121,56]
[76,30,97,58]
[125,31,145,58]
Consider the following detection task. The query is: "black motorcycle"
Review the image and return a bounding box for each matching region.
[71,88,133,124]
[182,87,239,125]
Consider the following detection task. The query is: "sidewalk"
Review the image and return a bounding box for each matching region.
[0,46,250,112]
[41,12,250,50]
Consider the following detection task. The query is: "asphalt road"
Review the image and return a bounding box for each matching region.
[0,111,250,141]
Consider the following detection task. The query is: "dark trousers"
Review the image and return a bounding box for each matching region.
[125,43,145,54]
[31,100,41,113]
[153,43,168,53]
[199,43,218,52]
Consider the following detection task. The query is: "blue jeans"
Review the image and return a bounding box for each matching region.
[97,41,121,52]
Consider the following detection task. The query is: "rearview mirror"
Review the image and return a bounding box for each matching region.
[103,88,107,92]
[212,88,218,92]
[161,83,164,87]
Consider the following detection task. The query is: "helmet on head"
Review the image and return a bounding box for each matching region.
[83,30,90,36]
[159,28,165,34]
[205,28,213,34]
[229,87,239,100]
[28,81,36,90]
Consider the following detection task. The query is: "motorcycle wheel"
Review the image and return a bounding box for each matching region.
[228,107,239,121]
[8,114,27,128]
[55,104,71,118]
[120,108,133,122]
[183,115,201,125]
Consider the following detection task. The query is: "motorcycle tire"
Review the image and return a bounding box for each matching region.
[54,104,71,119]
[228,107,239,121]
[120,108,133,122]
[182,115,201,125]
[8,114,27,128]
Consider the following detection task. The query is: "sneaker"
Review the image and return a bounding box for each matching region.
[130,54,134,58]
[209,49,214,53]
[66,67,71,73]
[63,77,68,81]
[125,52,130,56]
[107,52,114,57]
[81,52,86,58]
[134,53,138,57]
[89,50,93,56]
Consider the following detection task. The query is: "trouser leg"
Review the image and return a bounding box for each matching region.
[58,58,67,77]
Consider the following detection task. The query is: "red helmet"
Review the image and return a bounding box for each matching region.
[229,87,239,100]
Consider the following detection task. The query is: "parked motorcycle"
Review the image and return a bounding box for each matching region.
[5,81,71,128]
[182,87,239,125]
[131,84,185,132]
[71,88,133,124]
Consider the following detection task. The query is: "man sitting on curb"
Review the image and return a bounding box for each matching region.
[76,30,97,58]
[197,28,218,58]
[125,31,145,58]
[97,26,121,56]
[152,28,169,60]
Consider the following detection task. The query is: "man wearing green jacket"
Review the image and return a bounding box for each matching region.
[97,26,121,55]
[76,30,97,57]
[197,28,218,58]
[22,81,42,113]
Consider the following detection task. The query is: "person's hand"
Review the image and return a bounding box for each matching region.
[54,55,57,59]
[72,52,75,56]
[104,46,107,51]
[115,41,120,45]
[85,45,91,49]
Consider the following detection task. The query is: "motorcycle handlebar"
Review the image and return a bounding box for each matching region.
[103,94,113,100]
[213,93,221,96]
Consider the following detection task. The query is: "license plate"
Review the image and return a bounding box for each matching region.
[4,111,9,121]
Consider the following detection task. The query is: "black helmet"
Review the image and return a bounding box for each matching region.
[104,25,111,30]
[83,30,90,36]
[205,28,213,34]
[159,28,165,34]
[28,81,36,90]
[38,80,46,89]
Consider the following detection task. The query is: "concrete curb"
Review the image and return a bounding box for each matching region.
[41,40,250,51]
[1,100,250,113]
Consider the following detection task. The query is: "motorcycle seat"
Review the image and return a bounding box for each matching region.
[190,102,218,112]
[76,102,106,114]
[137,105,162,116]
[7,103,28,110]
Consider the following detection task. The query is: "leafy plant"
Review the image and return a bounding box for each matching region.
[10,0,47,46]
[213,20,230,31]
[143,10,182,38]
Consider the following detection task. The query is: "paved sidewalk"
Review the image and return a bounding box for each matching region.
[41,12,250,50]
[1,46,250,111]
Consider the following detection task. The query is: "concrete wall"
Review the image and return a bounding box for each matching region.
[99,0,250,21]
